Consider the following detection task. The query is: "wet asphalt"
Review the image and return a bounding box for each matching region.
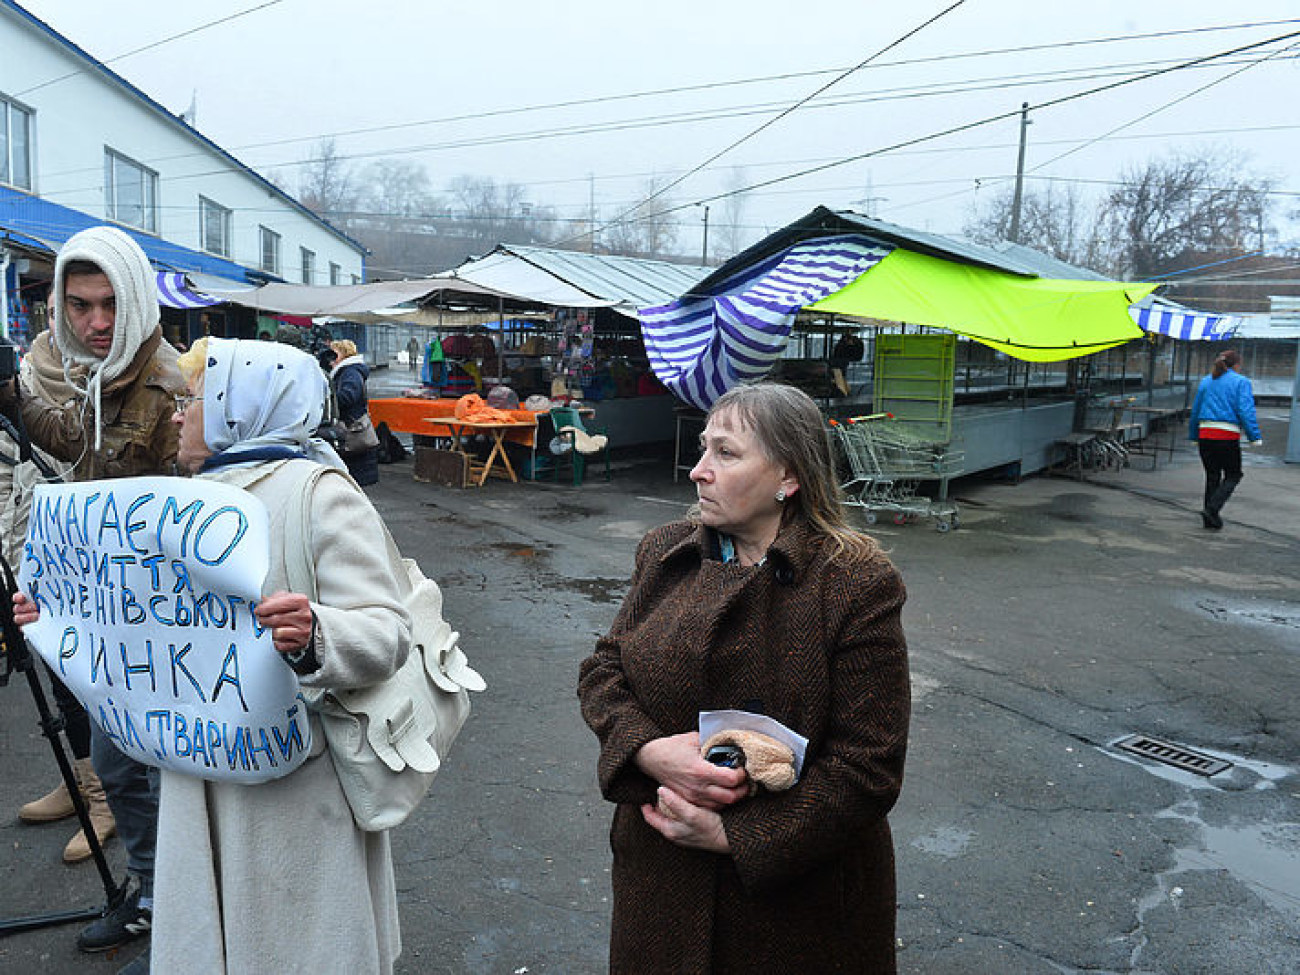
[1,401,1297,975]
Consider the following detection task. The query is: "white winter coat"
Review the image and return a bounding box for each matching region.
[151,459,411,975]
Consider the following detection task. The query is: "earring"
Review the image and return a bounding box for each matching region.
[775,489,786,502]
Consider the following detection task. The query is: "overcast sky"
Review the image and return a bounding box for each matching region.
[17,0,1300,264]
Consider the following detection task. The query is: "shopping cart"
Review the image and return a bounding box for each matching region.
[832,414,964,532]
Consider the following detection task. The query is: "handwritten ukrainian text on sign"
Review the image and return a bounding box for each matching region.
[19,477,310,784]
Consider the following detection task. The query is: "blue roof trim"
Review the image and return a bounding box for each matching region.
[1,0,366,257]
[0,184,258,281]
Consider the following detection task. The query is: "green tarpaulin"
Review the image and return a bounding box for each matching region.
[809,248,1158,363]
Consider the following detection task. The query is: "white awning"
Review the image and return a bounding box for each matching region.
[452,252,622,310]
[198,277,514,316]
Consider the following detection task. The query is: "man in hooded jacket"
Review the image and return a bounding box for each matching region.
[1,225,184,966]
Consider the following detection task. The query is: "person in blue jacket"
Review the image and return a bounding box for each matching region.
[1187,349,1262,530]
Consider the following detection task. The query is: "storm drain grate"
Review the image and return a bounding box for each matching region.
[1113,735,1233,776]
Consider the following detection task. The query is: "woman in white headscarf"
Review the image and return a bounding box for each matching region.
[154,336,411,974]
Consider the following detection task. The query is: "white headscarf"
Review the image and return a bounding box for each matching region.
[51,226,160,450]
[201,338,345,471]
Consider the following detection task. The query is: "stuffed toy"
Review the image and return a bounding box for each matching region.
[701,730,797,792]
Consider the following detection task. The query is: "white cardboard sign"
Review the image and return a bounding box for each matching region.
[18,476,310,784]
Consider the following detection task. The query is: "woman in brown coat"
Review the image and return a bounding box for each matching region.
[578,382,910,974]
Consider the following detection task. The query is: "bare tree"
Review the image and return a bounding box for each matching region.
[602,177,681,259]
[1096,149,1275,279]
[359,159,439,218]
[445,176,557,251]
[964,181,1102,269]
[296,138,360,231]
[344,160,449,277]
[712,167,752,263]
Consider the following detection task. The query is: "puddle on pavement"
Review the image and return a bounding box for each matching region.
[1156,802,1300,920]
[1041,492,1098,522]
[479,542,551,560]
[437,569,487,590]
[1159,566,1289,594]
[554,577,627,604]
[1192,595,1300,633]
[545,501,592,523]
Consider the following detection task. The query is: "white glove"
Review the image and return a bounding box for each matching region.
[1249,439,1263,447]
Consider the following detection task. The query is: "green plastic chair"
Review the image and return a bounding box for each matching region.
[548,406,610,485]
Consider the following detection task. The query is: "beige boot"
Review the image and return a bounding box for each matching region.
[19,778,75,823]
[62,758,116,864]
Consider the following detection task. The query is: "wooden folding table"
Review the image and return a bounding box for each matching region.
[429,416,538,486]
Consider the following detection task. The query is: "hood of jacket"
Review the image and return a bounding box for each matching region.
[52,226,160,390]
[50,226,162,450]
[331,354,369,379]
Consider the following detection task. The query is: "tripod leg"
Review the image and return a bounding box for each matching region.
[0,558,128,936]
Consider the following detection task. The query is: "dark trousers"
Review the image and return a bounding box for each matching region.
[1198,438,1243,514]
[91,726,159,898]
[47,666,91,759]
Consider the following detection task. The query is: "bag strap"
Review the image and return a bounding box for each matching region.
[280,460,408,606]
[281,460,334,601]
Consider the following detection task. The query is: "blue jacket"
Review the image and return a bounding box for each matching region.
[1188,369,1261,441]
[331,356,371,424]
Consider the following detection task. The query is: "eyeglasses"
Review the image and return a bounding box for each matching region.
[173,393,199,414]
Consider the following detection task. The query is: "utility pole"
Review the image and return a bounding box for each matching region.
[1009,102,1031,244]
[588,173,597,254]
[700,205,710,265]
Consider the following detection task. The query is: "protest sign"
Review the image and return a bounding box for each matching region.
[18,476,310,784]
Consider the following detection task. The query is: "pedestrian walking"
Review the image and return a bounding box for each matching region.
[1188,349,1262,530]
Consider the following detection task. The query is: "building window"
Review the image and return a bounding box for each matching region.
[1,94,33,190]
[329,262,342,286]
[259,226,281,274]
[200,197,231,257]
[104,148,158,232]
[300,247,315,285]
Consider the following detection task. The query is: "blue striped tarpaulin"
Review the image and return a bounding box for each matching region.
[1129,297,1239,342]
[638,236,892,410]
[156,272,220,309]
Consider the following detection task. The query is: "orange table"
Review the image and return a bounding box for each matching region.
[369,397,539,448]
[430,417,538,486]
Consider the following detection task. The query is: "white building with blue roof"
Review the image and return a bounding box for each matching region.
[0,0,366,346]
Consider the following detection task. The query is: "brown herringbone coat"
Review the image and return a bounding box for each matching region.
[579,517,910,974]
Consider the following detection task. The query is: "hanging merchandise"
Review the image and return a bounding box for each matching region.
[554,308,594,400]
[422,336,446,387]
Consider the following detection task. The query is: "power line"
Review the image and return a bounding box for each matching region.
[662,26,1300,224]
[476,123,1300,198]
[591,0,970,236]
[35,42,1300,190]
[1027,39,1300,177]
[891,38,1300,216]
[142,17,1300,159]
[16,1,287,98]
[20,13,1300,249]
